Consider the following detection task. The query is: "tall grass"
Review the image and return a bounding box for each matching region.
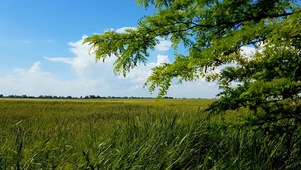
[0,99,300,169]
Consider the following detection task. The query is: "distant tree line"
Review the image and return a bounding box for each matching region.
[0,94,176,99]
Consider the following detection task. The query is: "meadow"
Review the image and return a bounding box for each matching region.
[0,98,300,169]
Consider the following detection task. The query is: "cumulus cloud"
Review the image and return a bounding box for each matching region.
[44,36,115,78]
[15,61,42,73]
[123,54,170,85]
[240,46,256,57]
[116,27,136,33]
[45,36,170,84]
[0,61,128,97]
[155,38,172,51]
[156,54,169,64]
[0,62,59,96]
[0,32,220,98]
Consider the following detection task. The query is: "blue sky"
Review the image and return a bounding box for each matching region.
[0,0,220,98]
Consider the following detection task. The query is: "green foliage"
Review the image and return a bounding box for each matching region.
[84,1,301,166]
[84,0,300,96]
[84,0,301,130]
[207,8,301,130]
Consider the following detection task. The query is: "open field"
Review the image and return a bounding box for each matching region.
[0,98,300,169]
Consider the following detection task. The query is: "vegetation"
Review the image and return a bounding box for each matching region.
[1,0,300,169]
[0,98,300,169]
[84,0,301,168]
[84,0,301,104]
[84,1,301,116]
[0,94,175,99]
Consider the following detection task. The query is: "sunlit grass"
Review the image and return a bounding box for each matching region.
[0,98,300,169]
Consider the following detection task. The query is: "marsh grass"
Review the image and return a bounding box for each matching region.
[0,99,300,169]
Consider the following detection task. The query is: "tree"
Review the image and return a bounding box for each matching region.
[84,1,301,167]
[84,0,301,123]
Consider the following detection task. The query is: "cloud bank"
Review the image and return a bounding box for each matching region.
[0,33,220,98]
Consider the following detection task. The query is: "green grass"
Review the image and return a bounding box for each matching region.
[0,98,300,169]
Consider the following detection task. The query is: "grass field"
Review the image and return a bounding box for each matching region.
[0,98,300,169]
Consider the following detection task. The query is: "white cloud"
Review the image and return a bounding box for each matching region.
[0,33,220,98]
[15,61,42,73]
[124,54,169,84]
[156,54,169,64]
[44,57,74,64]
[44,35,115,78]
[240,46,256,57]
[1,62,60,96]
[155,38,172,51]
[0,61,121,97]
[116,27,136,33]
